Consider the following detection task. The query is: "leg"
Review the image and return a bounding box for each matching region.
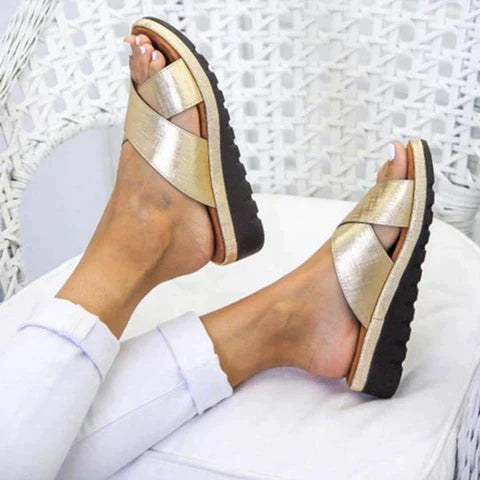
[60,138,408,477]
[205,145,408,386]
[56,34,212,338]
[58,312,231,479]
[0,30,408,478]
[0,34,213,479]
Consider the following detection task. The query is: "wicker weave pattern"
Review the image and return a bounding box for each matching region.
[457,366,480,480]
[1,0,479,297]
[0,3,480,476]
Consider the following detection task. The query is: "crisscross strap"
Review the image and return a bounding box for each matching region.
[137,59,203,119]
[340,180,413,228]
[124,65,215,207]
[331,179,413,328]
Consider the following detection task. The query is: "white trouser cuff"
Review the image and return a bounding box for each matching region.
[158,312,233,414]
[18,298,119,380]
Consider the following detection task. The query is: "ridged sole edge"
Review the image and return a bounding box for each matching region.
[362,139,435,398]
[142,17,265,263]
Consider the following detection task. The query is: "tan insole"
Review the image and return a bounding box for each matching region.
[346,143,416,386]
[132,25,227,264]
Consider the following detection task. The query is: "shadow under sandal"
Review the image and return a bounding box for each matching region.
[332,138,435,398]
[125,17,264,264]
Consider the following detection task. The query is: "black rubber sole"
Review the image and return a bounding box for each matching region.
[144,17,265,262]
[363,139,435,398]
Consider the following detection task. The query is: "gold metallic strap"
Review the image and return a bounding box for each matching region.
[331,223,393,329]
[137,59,203,119]
[340,180,414,228]
[125,83,215,206]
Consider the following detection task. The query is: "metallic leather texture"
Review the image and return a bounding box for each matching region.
[138,58,203,120]
[331,171,423,390]
[332,223,393,329]
[125,83,215,206]
[349,138,428,392]
[341,180,413,228]
[133,18,238,264]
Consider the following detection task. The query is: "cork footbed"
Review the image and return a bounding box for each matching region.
[346,144,416,386]
[132,25,226,264]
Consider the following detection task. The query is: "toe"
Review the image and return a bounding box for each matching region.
[376,163,388,183]
[124,34,201,137]
[123,35,135,55]
[149,50,167,77]
[376,142,407,183]
[134,34,152,47]
[383,142,408,181]
[373,141,408,251]
[129,37,154,86]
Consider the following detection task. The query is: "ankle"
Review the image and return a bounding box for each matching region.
[56,197,175,337]
[265,249,359,379]
[261,283,312,370]
[105,193,175,277]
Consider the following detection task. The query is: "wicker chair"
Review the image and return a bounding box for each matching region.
[0,0,479,477]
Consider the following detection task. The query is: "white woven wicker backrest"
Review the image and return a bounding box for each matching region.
[0,0,479,298]
[1,2,480,478]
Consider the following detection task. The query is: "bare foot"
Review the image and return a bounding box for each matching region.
[118,33,213,278]
[57,33,214,336]
[278,142,408,379]
[202,144,408,385]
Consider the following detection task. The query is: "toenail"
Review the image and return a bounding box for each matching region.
[140,45,146,55]
[387,143,395,160]
[135,36,140,45]
[152,51,158,61]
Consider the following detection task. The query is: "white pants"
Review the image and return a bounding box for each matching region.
[0,299,233,479]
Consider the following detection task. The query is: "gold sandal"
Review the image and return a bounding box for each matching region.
[124,17,264,264]
[331,138,435,398]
